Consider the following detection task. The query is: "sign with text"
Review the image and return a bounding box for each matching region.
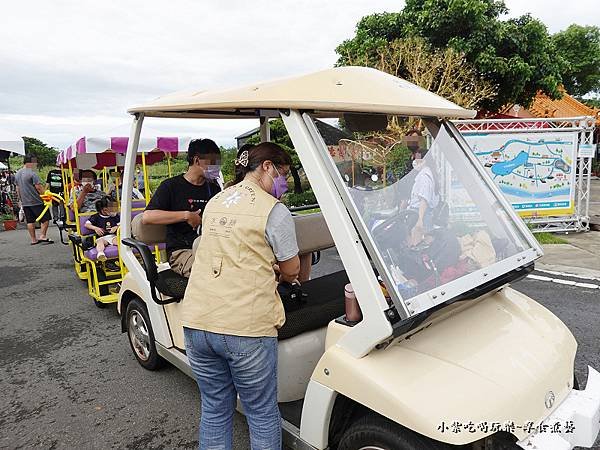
[463,132,578,217]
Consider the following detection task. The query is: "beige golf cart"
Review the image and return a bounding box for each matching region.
[117,67,600,449]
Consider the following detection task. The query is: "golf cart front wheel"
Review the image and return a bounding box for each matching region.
[126,298,165,370]
[338,413,452,450]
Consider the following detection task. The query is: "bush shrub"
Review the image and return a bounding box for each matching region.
[282,189,317,207]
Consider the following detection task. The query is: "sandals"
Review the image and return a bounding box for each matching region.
[30,238,54,245]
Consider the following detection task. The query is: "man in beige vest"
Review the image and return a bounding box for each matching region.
[183,142,299,450]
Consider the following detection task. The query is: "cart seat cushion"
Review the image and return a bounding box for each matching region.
[84,242,165,260]
[293,213,334,255]
[156,269,189,299]
[78,209,143,237]
[132,199,147,210]
[278,270,348,340]
[131,211,333,253]
[131,213,167,246]
[78,215,96,236]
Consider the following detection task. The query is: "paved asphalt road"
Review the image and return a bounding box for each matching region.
[0,227,598,449]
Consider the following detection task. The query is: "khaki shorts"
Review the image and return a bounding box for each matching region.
[169,249,194,278]
[97,234,117,245]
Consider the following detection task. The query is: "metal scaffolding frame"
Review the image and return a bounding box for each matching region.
[455,116,596,233]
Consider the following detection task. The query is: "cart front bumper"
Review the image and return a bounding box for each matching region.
[517,366,600,450]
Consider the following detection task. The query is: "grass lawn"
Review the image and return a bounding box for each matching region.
[534,232,568,245]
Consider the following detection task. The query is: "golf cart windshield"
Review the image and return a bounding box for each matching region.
[304,113,539,318]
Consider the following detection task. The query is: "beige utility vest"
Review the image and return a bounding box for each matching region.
[181,180,285,337]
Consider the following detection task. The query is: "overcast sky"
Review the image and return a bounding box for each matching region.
[1,0,598,150]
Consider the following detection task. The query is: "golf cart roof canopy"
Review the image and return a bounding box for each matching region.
[128,67,477,120]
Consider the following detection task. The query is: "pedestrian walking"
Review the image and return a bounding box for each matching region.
[14,155,53,245]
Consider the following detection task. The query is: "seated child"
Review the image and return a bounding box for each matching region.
[85,197,120,262]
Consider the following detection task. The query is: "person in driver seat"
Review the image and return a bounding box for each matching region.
[407,156,439,246]
[182,142,299,450]
[142,138,221,277]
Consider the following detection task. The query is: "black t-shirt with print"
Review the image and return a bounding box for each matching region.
[46,169,64,194]
[89,213,121,234]
[146,174,220,253]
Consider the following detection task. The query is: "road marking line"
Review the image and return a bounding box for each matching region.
[527,274,553,282]
[526,274,600,290]
[574,282,600,289]
[536,268,600,282]
[552,278,577,286]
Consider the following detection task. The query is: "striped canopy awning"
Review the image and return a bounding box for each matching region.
[57,135,193,168]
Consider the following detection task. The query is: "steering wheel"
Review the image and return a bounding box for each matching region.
[372,209,418,241]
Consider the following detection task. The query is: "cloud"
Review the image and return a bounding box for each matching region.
[0,0,597,150]
[503,0,597,32]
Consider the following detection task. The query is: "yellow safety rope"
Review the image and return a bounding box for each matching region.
[36,190,65,222]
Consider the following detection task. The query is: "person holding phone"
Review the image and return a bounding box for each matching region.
[68,169,105,213]
[143,138,221,277]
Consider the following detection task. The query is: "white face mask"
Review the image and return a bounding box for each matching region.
[412,160,425,171]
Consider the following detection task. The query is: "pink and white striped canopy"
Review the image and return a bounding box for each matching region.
[57,134,193,168]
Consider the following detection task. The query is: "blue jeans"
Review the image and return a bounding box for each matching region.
[184,328,281,450]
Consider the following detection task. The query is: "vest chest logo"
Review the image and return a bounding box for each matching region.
[222,190,242,208]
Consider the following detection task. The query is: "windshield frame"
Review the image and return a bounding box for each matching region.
[302,112,542,320]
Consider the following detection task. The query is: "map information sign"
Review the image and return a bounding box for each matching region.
[463,132,578,217]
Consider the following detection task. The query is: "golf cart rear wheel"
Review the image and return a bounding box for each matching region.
[126,298,165,370]
[338,413,451,450]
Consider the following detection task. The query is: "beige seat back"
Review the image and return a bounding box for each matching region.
[293,212,334,255]
[131,211,334,255]
[131,212,167,245]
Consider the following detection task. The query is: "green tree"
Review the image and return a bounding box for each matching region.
[578,97,600,109]
[336,0,564,109]
[553,25,600,96]
[22,137,58,168]
[342,36,497,111]
[220,146,238,183]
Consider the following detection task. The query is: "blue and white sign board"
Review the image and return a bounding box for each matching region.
[463,132,578,216]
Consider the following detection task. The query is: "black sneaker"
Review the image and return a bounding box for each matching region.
[105,261,121,272]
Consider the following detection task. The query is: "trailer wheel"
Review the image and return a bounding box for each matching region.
[125,298,165,370]
[338,413,451,450]
[94,267,109,308]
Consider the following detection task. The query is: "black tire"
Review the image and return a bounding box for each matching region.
[93,298,107,308]
[125,298,166,370]
[574,373,580,390]
[338,413,452,450]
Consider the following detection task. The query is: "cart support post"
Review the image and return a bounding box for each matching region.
[260,116,270,142]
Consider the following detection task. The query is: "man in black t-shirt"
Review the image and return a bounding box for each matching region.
[144,139,222,277]
[46,169,65,222]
